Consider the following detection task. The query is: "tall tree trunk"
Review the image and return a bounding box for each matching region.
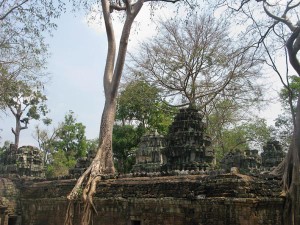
[277,25,300,225]
[64,1,144,224]
[94,99,117,175]
[282,93,300,225]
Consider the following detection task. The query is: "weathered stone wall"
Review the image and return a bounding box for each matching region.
[0,145,45,178]
[14,174,284,225]
[21,197,281,225]
[0,178,21,225]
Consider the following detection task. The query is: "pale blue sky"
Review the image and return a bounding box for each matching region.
[1,11,107,145]
[0,5,285,147]
[0,5,164,146]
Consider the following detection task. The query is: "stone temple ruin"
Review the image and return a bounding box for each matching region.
[220,140,286,173]
[132,106,215,173]
[220,149,261,173]
[132,130,165,173]
[0,106,289,225]
[0,145,44,177]
[132,106,284,174]
[163,107,214,171]
[261,139,286,169]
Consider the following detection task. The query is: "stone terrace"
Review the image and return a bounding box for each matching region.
[5,173,284,225]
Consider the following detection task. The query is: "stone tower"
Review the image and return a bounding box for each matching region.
[162,106,214,171]
[0,145,45,177]
[220,149,261,172]
[132,130,165,173]
[261,140,285,169]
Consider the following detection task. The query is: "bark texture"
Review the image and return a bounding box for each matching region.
[260,2,300,224]
[281,24,300,225]
[281,93,300,225]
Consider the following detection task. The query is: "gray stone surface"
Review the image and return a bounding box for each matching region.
[132,130,165,173]
[261,140,285,169]
[0,145,44,178]
[162,106,215,171]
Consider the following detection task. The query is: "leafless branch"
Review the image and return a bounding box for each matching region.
[262,1,296,31]
[0,0,30,21]
[285,0,300,14]
[110,3,126,11]
[286,26,300,75]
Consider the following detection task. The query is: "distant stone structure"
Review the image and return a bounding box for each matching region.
[220,139,286,173]
[69,157,89,177]
[0,145,44,177]
[261,139,286,169]
[244,149,261,169]
[162,106,214,171]
[220,149,261,172]
[132,130,165,173]
[69,147,99,177]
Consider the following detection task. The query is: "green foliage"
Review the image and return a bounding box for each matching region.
[207,99,240,131]
[117,80,159,125]
[46,149,76,178]
[0,67,10,111]
[270,75,300,149]
[5,80,48,116]
[0,0,64,144]
[0,141,11,164]
[116,80,175,134]
[148,102,176,135]
[271,114,293,150]
[279,75,300,112]
[212,118,271,162]
[242,119,271,147]
[52,111,87,158]
[3,80,49,146]
[34,111,88,178]
[86,138,99,155]
[112,125,142,173]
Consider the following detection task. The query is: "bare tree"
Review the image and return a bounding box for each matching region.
[245,1,300,224]
[218,0,300,224]
[261,2,300,224]
[127,14,263,110]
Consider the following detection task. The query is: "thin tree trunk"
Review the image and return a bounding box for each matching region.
[12,106,22,148]
[14,116,21,148]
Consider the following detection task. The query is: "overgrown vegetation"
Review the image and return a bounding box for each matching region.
[0,0,299,224]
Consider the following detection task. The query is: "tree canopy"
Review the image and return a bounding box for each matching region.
[116,80,175,134]
[112,124,142,173]
[34,111,88,177]
[128,13,263,109]
[4,81,48,147]
[0,0,64,114]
